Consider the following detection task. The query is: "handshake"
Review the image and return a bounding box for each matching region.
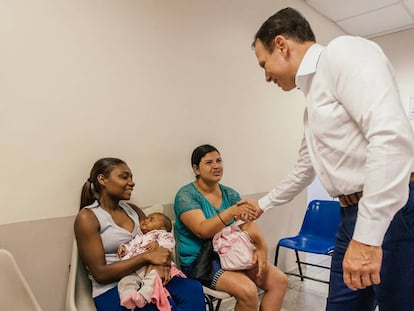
[234,199,263,222]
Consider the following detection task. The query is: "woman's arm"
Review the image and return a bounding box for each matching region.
[239,221,268,277]
[239,221,267,250]
[180,203,250,239]
[74,208,170,284]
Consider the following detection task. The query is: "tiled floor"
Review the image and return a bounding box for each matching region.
[217,254,330,311]
[218,254,380,311]
[281,255,330,311]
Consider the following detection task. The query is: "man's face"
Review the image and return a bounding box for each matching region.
[254,39,296,91]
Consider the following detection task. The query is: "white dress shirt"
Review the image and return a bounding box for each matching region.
[259,36,414,246]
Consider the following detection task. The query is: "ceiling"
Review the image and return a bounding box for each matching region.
[305,0,414,38]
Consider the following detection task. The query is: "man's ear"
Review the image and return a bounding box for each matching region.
[274,35,287,54]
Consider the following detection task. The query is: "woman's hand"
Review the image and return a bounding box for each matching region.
[146,264,172,285]
[146,246,172,266]
[253,246,268,278]
[232,202,258,222]
[146,241,159,251]
[237,199,263,219]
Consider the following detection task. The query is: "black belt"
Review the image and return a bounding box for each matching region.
[338,172,414,208]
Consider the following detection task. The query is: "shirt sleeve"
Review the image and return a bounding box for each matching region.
[325,37,414,245]
[259,136,316,212]
[174,184,202,218]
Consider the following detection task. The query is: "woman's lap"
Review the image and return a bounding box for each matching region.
[166,276,205,311]
[94,286,158,311]
[215,261,284,296]
[215,269,258,294]
[94,276,204,311]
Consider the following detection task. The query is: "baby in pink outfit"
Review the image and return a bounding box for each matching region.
[117,212,184,311]
[213,221,257,271]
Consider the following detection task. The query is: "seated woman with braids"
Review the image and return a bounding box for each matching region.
[74,157,205,311]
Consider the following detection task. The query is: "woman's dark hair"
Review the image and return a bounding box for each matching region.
[79,157,126,210]
[191,144,219,179]
[252,7,316,52]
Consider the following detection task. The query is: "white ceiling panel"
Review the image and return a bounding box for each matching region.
[337,3,414,37]
[306,0,399,21]
[305,0,414,38]
[404,0,414,14]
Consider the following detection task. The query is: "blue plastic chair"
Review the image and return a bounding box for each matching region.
[274,200,341,284]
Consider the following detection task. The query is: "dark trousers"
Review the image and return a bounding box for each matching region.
[94,276,205,311]
[326,182,414,311]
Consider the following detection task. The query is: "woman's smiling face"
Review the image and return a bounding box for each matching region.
[99,163,135,200]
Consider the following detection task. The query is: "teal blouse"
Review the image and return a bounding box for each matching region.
[173,182,241,267]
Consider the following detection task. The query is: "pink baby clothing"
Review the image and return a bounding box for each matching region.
[150,266,186,311]
[121,229,175,260]
[213,223,256,271]
[120,266,186,311]
[119,230,183,310]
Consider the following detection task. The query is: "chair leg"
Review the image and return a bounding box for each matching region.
[204,294,214,311]
[294,250,304,281]
[214,298,222,311]
[274,244,280,266]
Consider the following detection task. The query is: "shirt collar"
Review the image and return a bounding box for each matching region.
[295,43,324,91]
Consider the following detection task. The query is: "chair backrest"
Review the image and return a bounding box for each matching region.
[298,200,341,242]
[0,249,43,311]
[65,240,97,311]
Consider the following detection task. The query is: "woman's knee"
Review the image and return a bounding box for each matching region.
[231,282,259,310]
[264,265,288,291]
[230,280,259,304]
[240,281,259,300]
[277,269,288,289]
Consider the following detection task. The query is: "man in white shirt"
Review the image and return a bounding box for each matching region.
[243,7,414,311]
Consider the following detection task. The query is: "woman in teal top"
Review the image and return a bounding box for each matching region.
[174,182,240,267]
[174,144,288,311]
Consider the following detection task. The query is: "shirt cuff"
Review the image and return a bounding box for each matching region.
[353,215,390,246]
[258,194,274,213]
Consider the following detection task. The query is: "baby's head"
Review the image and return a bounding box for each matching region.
[140,212,172,234]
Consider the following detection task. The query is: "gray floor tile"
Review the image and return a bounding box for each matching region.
[212,254,380,311]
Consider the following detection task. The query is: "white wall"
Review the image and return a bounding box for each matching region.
[0,0,343,225]
[373,28,414,131]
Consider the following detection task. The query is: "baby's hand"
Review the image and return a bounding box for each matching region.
[117,245,126,258]
[146,241,159,251]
